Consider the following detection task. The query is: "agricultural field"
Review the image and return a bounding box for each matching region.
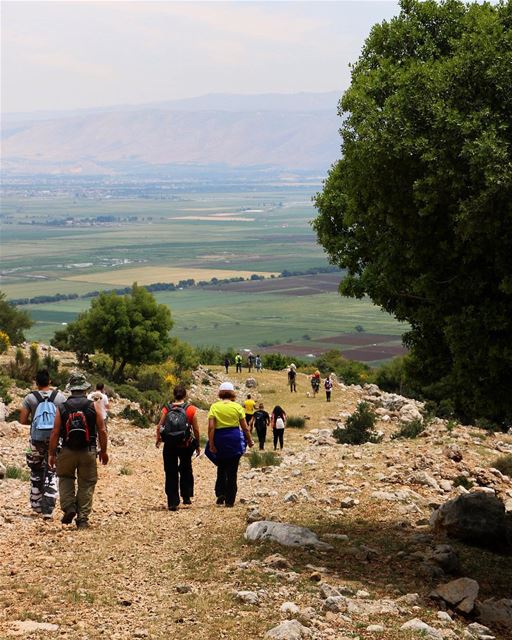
[1,182,407,363]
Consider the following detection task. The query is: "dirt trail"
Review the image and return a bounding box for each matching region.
[1,368,511,640]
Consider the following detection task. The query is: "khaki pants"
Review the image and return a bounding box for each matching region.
[56,447,97,524]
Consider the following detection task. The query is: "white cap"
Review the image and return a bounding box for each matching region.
[219,381,235,391]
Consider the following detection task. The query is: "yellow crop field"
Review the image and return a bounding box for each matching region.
[63,265,278,286]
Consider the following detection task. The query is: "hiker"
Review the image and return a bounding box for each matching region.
[311,371,321,397]
[255,354,262,373]
[224,356,230,374]
[243,393,256,428]
[235,354,242,373]
[252,402,270,450]
[271,405,287,450]
[205,382,253,507]
[20,369,66,519]
[88,382,110,428]
[324,375,333,402]
[287,364,297,393]
[48,373,108,529]
[155,385,200,511]
[247,352,255,372]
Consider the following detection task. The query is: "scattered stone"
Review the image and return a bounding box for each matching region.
[265,620,312,639]
[323,596,347,612]
[236,590,259,605]
[476,598,512,631]
[340,497,358,509]
[464,622,496,640]
[247,507,264,523]
[367,625,385,633]
[176,584,193,594]
[245,378,257,388]
[400,404,424,423]
[8,621,60,635]
[426,544,461,575]
[284,492,299,504]
[346,598,400,617]
[323,533,349,542]
[245,521,333,550]
[444,444,463,462]
[432,577,479,614]
[437,611,453,623]
[263,554,291,570]
[280,602,300,618]
[400,618,443,639]
[430,492,510,549]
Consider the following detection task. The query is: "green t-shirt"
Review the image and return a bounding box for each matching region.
[208,400,245,429]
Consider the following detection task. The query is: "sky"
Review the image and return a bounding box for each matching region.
[1,1,401,114]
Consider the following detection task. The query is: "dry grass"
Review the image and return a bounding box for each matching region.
[63,265,277,286]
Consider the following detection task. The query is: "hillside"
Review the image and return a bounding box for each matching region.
[1,92,341,175]
[1,361,512,639]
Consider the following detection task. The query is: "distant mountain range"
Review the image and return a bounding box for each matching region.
[1,92,343,176]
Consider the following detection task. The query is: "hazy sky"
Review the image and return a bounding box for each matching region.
[2,1,400,113]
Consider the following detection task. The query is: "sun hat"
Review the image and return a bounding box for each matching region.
[219,381,235,391]
[67,372,91,392]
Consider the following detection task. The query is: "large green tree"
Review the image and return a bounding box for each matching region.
[0,291,33,344]
[314,0,512,424]
[52,284,173,379]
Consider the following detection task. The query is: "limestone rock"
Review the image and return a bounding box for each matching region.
[432,577,479,614]
[426,544,461,575]
[399,404,424,423]
[464,622,496,639]
[284,492,299,504]
[430,492,510,549]
[444,444,463,462]
[280,602,300,618]
[265,620,312,639]
[245,521,333,550]
[263,554,292,570]
[8,621,60,635]
[245,378,257,388]
[476,598,512,631]
[236,590,259,605]
[400,618,443,639]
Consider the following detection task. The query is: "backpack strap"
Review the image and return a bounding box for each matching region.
[32,390,44,404]
[49,389,59,403]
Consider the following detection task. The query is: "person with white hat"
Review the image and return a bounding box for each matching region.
[205,382,254,507]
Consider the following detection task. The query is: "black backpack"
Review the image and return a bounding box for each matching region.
[62,400,92,450]
[160,403,192,445]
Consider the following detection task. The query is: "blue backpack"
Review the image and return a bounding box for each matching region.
[31,390,58,442]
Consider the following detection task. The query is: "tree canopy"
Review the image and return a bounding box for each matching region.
[314,0,512,424]
[0,291,33,344]
[52,284,173,379]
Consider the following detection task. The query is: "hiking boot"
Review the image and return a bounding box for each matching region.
[216,496,225,505]
[42,513,53,521]
[61,510,76,524]
[168,505,179,512]
[183,498,192,505]
[225,503,235,508]
[76,520,89,530]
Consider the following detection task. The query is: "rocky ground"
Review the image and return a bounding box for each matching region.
[1,362,511,640]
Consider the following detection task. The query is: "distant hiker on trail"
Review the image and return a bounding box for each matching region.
[20,369,66,519]
[255,355,262,373]
[224,356,230,374]
[247,352,255,372]
[271,405,287,450]
[48,373,108,529]
[156,385,200,511]
[88,382,110,428]
[252,403,270,450]
[205,382,253,507]
[324,375,333,402]
[243,394,256,427]
[235,354,242,373]
[311,371,321,397]
[287,364,297,393]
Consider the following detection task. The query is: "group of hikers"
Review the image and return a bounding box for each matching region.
[287,364,334,402]
[19,368,292,526]
[226,352,262,374]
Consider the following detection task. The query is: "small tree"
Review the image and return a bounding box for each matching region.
[0,291,33,344]
[333,402,381,445]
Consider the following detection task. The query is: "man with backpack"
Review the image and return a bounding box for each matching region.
[156,385,200,511]
[235,354,242,373]
[252,403,270,450]
[324,375,333,402]
[48,373,108,529]
[287,364,297,393]
[20,369,66,519]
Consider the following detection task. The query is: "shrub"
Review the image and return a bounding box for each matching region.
[333,402,381,445]
[114,384,146,405]
[0,373,13,404]
[0,330,10,354]
[120,405,150,429]
[391,418,426,440]
[314,350,371,385]
[248,450,281,468]
[190,397,210,411]
[373,356,407,394]
[6,408,21,423]
[119,465,133,476]
[6,465,30,481]
[453,475,473,490]
[262,353,289,371]
[286,415,306,429]
[492,454,512,478]
[91,353,114,377]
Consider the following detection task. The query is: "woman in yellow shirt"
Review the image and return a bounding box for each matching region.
[207,382,253,507]
[243,394,256,427]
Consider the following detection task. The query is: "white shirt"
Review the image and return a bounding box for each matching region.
[88,391,109,419]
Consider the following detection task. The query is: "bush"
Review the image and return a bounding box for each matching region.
[0,330,10,354]
[262,353,289,371]
[333,402,381,445]
[492,454,512,478]
[119,406,150,429]
[286,415,306,429]
[314,349,371,385]
[91,353,114,377]
[453,475,473,490]
[114,384,146,405]
[119,465,133,476]
[0,373,13,404]
[6,465,30,481]
[6,408,21,423]
[248,450,281,468]
[391,418,426,440]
